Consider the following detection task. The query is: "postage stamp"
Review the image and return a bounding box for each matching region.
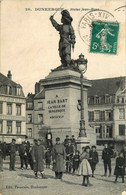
[78,9,117,46]
[90,21,119,54]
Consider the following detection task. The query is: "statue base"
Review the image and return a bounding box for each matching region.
[76,136,90,152]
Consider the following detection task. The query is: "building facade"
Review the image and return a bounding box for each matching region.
[88,76,126,150]
[0,71,26,143]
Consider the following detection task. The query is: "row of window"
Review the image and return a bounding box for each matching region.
[88,96,126,105]
[95,124,125,138]
[27,102,43,109]
[0,102,21,115]
[88,110,113,122]
[88,108,125,122]
[27,114,43,123]
[88,96,112,105]
[0,120,21,134]
[0,85,21,96]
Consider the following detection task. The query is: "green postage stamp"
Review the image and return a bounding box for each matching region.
[90,21,119,54]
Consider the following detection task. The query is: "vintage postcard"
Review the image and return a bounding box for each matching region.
[0,0,126,195]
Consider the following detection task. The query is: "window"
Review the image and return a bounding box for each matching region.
[99,111,105,121]
[27,128,32,138]
[0,102,3,114]
[7,103,12,115]
[0,121,3,133]
[7,121,12,134]
[38,102,43,109]
[105,96,112,104]
[106,110,113,121]
[16,104,21,115]
[88,111,94,122]
[94,96,100,104]
[119,125,125,136]
[27,114,32,123]
[119,108,125,119]
[27,102,33,109]
[16,122,21,134]
[7,86,12,95]
[106,125,112,138]
[95,126,101,138]
[38,114,43,123]
[95,111,100,121]
[17,87,21,96]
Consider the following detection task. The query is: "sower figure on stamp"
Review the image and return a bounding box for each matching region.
[50,10,76,67]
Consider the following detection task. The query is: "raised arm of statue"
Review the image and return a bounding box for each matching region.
[50,16,60,31]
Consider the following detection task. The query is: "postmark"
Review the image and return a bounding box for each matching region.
[78,9,118,46]
[90,21,119,54]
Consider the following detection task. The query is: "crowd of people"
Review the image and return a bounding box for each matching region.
[0,135,125,186]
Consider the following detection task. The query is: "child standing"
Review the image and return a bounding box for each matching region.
[114,152,125,183]
[72,150,80,174]
[78,146,92,187]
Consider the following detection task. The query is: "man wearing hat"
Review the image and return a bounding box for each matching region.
[89,145,99,177]
[64,135,69,147]
[50,10,76,67]
[65,139,74,173]
[9,139,16,171]
[52,137,66,179]
[31,139,47,179]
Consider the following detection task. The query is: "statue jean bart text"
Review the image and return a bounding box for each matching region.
[50,10,76,67]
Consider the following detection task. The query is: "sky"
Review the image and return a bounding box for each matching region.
[0,0,126,95]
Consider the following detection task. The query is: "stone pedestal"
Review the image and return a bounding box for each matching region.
[76,137,90,152]
[38,68,96,145]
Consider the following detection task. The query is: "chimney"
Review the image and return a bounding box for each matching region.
[7,71,12,80]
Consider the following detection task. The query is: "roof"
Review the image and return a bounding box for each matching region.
[0,72,21,87]
[88,76,126,96]
[26,93,35,102]
[0,72,25,97]
[34,88,45,99]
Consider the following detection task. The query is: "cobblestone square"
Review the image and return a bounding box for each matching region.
[0,159,125,195]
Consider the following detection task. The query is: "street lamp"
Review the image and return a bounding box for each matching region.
[77,54,88,137]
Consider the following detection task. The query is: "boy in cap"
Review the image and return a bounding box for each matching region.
[89,145,99,177]
[65,139,74,173]
[52,137,66,180]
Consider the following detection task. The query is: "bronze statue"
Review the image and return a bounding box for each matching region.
[50,10,76,67]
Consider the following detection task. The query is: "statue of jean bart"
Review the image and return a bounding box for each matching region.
[50,10,76,67]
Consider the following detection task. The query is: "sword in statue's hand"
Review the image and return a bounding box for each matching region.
[52,3,64,17]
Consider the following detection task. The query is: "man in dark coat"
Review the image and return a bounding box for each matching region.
[102,144,113,176]
[0,141,4,171]
[114,152,125,183]
[24,136,30,154]
[65,139,74,173]
[52,137,66,179]
[2,142,7,160]
[89,145,99,177]
[31,139,47,179]
[19,142,28,169]
[9,139,16,171]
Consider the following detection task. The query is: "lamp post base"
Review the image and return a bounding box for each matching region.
[76,136,90,152]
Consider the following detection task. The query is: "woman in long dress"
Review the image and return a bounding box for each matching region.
[78,146,92,186]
